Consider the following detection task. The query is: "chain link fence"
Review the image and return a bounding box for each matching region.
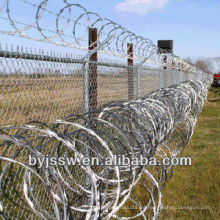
[0,44,165,127]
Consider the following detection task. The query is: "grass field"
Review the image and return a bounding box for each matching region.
[159,86,220,219]
[0,74,159,126]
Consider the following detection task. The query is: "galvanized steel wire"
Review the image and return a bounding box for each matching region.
[0,0,204,71]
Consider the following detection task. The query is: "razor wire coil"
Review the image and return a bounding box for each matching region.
[0,78,212,220]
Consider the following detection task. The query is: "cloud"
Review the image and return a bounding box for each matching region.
[115,0,171,15]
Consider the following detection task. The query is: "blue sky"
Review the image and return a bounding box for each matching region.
[0,0,220,59]
[85,0,220,58]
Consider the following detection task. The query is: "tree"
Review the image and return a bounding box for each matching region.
[195,59,212,74]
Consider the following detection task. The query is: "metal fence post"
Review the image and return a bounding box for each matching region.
[83,62,89,114]
[162,55,167,88]
[186,70,188,81]
[82,28,98,123]
[83,29,111,117]
[137,67,141,99]
[159,67,164,89]
[89,28,98,113]
[127,43,134,100]
[83,28,98,206]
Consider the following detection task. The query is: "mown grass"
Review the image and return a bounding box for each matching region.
[160,87,220,220]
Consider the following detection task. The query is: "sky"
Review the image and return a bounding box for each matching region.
[85,0,220,58]
[0,0,220,59]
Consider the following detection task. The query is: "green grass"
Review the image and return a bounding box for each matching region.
[208,87,220,99]
[160,87,220,220]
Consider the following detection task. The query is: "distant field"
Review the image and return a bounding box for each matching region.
[0,73,159,126]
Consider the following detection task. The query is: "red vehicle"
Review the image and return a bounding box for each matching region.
[212,73,220,87]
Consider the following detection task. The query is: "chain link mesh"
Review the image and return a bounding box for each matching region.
[0,45,168,127]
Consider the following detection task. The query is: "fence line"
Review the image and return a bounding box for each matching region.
[0,46,160,70]
[0,0,209,128]
[0,40,208,128]
[0,44,163,127]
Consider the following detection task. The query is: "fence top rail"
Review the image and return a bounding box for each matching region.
[0,49,160,71]
[0,0,208,75]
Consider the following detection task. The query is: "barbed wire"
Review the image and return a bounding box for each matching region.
[0,0,206,73]
[0,77,212,219]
